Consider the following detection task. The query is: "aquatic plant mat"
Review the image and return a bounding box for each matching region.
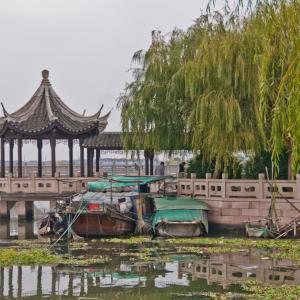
[2,237,300,299]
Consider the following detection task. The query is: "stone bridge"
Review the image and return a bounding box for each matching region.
[0,175,99,220]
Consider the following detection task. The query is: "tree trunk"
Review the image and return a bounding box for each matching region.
[213,158,222,179]
[288,150,293,180]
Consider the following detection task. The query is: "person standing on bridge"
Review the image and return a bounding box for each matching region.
[178,162,186,178]
[155,161,165,192]
[155,162,165,176]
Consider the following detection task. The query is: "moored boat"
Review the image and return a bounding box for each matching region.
[152,197,209,238]
[66,191,138,237]
[66,175,172,237]
[39,175,173,238]
[245,222,272,238]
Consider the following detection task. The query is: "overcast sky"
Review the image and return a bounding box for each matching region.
[0,0,216,160]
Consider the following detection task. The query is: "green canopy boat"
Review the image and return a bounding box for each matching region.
[152,197,209,238]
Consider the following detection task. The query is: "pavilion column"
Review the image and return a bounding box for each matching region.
[68,139,73,177]
[91,148,94,177]
[17,138,22,178]
[86,148,89,177]
[144,150,149,175]
[87,148,94,177]
[9,139,14,176]
[1,138,5,178]
[96,149,100,173]
[50,137,56,177]
[37,139,43,177]
[80,140,84,177]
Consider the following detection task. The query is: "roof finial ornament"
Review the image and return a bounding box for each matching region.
[96,104,104,119]
[42,69,49,80]
[0,102,13,121]
[1,102,8,117]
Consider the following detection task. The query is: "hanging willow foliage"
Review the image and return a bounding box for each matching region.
[252,1,300,178]
[118,29,190,153]
[118,0,300,178]
[184,15,264,175]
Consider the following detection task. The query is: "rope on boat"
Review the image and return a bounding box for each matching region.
[105,205,137,223]
[51,197,88,247]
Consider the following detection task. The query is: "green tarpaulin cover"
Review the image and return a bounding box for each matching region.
[152,197,209,232]
[110,175,170,183]
[154,197,209,211]
[88,181,135,191]
[87,175,170,191]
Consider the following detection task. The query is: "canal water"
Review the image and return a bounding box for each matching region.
[1,220,300,299]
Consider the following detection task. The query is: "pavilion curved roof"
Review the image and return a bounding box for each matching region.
[82,132,122,149]
[0,70,110,137]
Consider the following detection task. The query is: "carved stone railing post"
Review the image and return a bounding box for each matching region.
[296,174,300,200]
[31,172,36,193]
[190,173,196,197]
[7,173,12,193]
[258,173,265,199]
[191,173,196,179]
[54,172,59,193]
[222,173,228,198]
[206,173,211,198]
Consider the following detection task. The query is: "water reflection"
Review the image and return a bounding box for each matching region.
[0,220,36,240]
[0,252,300,299]
[0,201,48,240]
[179,253,300,288]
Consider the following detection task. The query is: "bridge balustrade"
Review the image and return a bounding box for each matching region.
[177,173,300,200]
[0,177,100,195]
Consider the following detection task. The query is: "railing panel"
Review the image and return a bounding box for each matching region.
[226,180,260,199]
[35,179,57,193]
[208,180,223,198]
[178,179,193,196]
[193,180,207,197]
[263,180,296,199]
[0,179,8,193]
[11,179,32,193]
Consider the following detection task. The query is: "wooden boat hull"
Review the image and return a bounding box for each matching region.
[155,221,204,238]
[70,212,135,237]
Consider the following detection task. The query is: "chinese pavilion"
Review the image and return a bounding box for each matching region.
[0,70,110,178]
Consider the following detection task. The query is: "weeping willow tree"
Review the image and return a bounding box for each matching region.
[252,1,300,178]
[207,0,300,179]
[118,30,190,152]
[185,14,264,177]
[119,13,264,177]
[119,0,300,178]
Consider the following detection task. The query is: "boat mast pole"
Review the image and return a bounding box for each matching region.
[110,179,112,204]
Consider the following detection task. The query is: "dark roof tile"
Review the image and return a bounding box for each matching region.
[82,132,122,149]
